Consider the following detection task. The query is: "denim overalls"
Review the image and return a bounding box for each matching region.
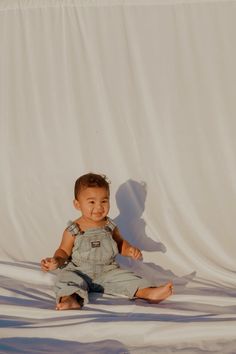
[54,218,153,305]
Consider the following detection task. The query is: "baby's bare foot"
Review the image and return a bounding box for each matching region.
[147,282,173,303]
[56,294,81,310]
[136,282,173,303]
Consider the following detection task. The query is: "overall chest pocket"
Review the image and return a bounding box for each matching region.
[72,232,118,264]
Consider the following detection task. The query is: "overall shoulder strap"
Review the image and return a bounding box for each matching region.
[105,217,117,233]
[66,221,82,236]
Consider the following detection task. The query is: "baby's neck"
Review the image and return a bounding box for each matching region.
[76,216,108,231]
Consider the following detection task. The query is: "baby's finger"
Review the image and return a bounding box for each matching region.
[137,252,143,260]
[41,264,49,272]
[40,259,46,267]
[128,248,134,257]
[134,249,142,260]
[40,259,50,271]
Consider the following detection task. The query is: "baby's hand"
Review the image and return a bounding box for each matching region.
[127,246,143,261]
[40,257,59,272]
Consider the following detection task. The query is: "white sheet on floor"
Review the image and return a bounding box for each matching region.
[0,0,236,352]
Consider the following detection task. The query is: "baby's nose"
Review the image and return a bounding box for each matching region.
[96,203,103,210]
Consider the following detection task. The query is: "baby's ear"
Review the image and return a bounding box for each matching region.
[73,199,80,210]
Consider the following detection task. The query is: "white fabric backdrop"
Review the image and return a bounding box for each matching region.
[0,1,236,353]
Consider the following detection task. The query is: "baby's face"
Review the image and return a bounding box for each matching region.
[74,187,110,223]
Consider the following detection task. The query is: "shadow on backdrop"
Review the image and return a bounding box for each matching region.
[0,337,130,354]
[114,179,165,252]
[1,262,235,322]
[113,179,196,290]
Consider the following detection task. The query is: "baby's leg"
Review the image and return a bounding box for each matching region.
[54,266,89,310]
[56,294,81,310]
[95,268,173,303]
[135,282,173,303]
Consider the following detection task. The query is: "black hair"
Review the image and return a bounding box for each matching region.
[74,173,110,200]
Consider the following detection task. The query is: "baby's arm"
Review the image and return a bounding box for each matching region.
[112,227,142,260]
[40,229,75,272]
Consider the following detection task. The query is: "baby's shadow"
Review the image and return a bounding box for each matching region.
[113,179,196,288]
[113,179,166,252]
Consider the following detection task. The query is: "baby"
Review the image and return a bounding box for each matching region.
[41,173,173,310]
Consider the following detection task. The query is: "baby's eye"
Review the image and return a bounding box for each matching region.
[102,200,108,203]
[89,201,95,204]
